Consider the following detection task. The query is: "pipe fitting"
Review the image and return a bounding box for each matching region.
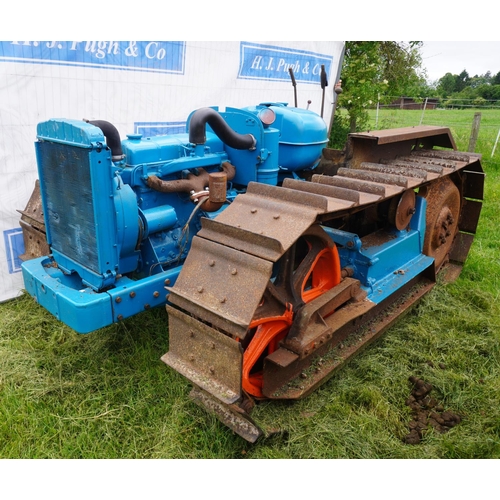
[146,162,235,212]
[85,119,124,161]
[189,108,256,150]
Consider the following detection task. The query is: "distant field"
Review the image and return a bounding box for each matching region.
[0,109,499,461]
[367,107,500,168]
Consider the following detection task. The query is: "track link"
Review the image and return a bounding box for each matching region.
[163,127,484,441]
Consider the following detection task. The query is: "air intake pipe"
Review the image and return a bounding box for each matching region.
[86,119,124,161]
[189,107,256,150]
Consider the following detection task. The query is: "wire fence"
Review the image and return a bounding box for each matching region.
[366,98,500,160]
[379,96,500,110]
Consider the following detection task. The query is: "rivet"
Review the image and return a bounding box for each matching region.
[144,304,150,310]
[220,297,226,303]
[117,315,123,321]
[153,291,159,298]
[115,296,122,303]
[198,286,204,293]
[209,260,215,267]
[273,214,280,219]
[129,291,136,298]
[231,269,237,275]
[251,208,257,214]
[164,279,171,286]
[209,367,215,374]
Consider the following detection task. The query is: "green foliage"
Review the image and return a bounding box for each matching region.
[379,41,428,98]
[337,41,385,134]
[328,110,351,149]
[333,41,429,147]
[436,68,500,108]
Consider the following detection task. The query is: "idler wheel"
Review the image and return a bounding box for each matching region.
[388,189,416,230]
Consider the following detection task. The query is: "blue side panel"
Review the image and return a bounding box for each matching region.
[22,257,113,333]
[3,228,24,274]
[21,256,182,333]
[323,196,434,304]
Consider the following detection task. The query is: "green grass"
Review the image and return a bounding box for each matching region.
[1,108,499,459]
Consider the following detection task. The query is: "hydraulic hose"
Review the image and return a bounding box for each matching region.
[86,119,124,161]
[189,107,256,150]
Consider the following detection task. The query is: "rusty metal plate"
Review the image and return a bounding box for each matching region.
[189,386,262,443]
[384,159,445,177]
[282,177,356,212]
[199,218,284,262]
[325,175,404,198]
[459,199,482,234]
[463,169,485,201]
[18,180,46,230]
[449,232,476,264]
[360,162,429,180]
[211,191,320,259]
[167,236,273,339]
[246,181,329,212]
[411,149,471,163]
[350,126,455,148]
[337,167,421,189]
[312,174,382,206]
[18,220,50,261]
[162,306,243,404]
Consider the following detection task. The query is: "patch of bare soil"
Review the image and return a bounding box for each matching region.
[404,375,462,445]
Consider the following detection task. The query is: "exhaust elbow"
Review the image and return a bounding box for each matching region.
[189,107,256,150]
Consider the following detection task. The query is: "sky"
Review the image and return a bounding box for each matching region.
[420,41,500,83]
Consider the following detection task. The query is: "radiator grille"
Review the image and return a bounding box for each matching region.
[37,141,99,273]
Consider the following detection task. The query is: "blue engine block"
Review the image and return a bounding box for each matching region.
[22,103,328,332]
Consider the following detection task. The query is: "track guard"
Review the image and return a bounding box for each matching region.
[190,386,263,443]
[162,306,243,404]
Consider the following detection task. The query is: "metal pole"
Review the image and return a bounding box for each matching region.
[491,128,500,158]
[468,112,481,152]
[288,68,297,108]
[419,97,428,125]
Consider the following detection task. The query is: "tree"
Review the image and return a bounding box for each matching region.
[330,41,427,147]
[334,41,385,136]
[455,70,470,92]
[437,72,457,97]
[378,41,428,98]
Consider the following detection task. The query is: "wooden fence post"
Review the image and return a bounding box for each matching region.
[468,112,482,152]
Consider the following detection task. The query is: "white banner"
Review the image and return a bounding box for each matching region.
[0,40,344,301]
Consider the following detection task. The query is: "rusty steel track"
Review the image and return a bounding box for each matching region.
[163,126,485,442]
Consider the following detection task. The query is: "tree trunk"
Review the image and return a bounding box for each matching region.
[349,114,357,133]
